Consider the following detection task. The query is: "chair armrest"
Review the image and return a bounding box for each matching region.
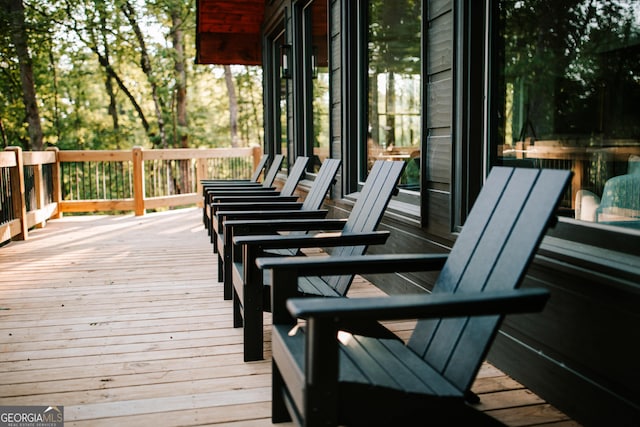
[234,230,390,250]
[206,188,279,196]
[214,202,304,212]
[224,217,345,234]
[204,185,268,192]
[218,208,325,223]
[202,182,261,187]
[257,253,448,276]
[288,288,550,322]
[211,195,299,204]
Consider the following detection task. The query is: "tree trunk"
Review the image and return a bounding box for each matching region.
[121,0,168,148]
[121,0,167,148]
[48,44,62,144]
[96,53,150,134]
[0,117,8,148]
[224,65,239,147]
[4,0,43,150]
[105,75,119,132]
[171,9,188,148]
[97,3,119,143]
[64,0,150,140]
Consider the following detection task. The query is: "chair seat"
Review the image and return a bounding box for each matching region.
[273,325,502,426]
[236,268,344,312]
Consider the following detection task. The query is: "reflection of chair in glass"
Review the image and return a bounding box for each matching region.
[576,155,640,224]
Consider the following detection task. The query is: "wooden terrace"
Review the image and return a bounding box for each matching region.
[0,207,580,426]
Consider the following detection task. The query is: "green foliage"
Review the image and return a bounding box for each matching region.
[0,0,264,150]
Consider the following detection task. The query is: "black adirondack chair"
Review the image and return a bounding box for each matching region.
[202,154,284,233]
[201,154,270,227]
[212,159,341,300]
[257,166,571,426]
[229,160,406,361]
[207,156,310,249]
[201,153,269,186]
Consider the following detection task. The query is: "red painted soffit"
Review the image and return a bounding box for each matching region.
[196,0,264,65]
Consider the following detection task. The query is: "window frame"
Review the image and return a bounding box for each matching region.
[263,22,289,163]
[348,0,424,209]
[297,0,331,173]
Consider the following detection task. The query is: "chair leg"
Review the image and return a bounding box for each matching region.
[243,312,263,362]
[242,284,264,362]
[210,216,217,251]
[223,256,232,300]
[465,390,481,404]
[233,291,243,328]
[217,252,224,285]
[272,360,292,423]
[202,205,207,229]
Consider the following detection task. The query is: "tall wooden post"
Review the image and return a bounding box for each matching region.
[33,161,44,228]
[133,146,145,216]
[195,157,206,208]
[6,146,28,240]
[252,146,262,173]
[47,147,62,219]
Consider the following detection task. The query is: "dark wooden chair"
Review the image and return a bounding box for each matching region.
[203,154,285,235]
[229,160,406,361]
[257,166,571,426]
[200,154,270,227]
[207,156,310,250]
[200,153,269,186]
[212,158,341,299]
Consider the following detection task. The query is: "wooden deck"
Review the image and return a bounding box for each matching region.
[0,208,580,426]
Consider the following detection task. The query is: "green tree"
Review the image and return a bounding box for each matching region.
[0,0,263,151]
[0,0,43,150]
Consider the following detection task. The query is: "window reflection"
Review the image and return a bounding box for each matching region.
[276,32,288,170]
[494,0,640,228]
[366,0,421,191]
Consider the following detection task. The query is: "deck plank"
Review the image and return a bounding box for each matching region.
[0,208,577,426]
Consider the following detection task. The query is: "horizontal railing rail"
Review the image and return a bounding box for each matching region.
[1,146,262,244]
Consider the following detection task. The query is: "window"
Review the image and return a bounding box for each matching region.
[491,0,640,230]
[302,0,330,172]
[266,28,289,169]
[362,0,422,191]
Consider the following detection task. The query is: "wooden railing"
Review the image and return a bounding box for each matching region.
[1,146,262,243]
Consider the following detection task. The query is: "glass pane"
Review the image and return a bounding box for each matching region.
[366,0,422,191]
[275,32,288,170]
[304,0,330,172]
[494,0,640,229]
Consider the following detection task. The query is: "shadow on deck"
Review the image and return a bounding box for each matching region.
[0,208,580,426]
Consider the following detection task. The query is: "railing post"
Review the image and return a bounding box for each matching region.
[132,146,145,216]
[33,161,45,228]
[6,146,28,240]
[195,157,206,208]
[47,147,62,219]
[252,146,262,172]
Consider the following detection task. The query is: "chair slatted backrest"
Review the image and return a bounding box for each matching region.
[279,157,310,197]
[250,155,270,182]
[262,154,285,188]
[407,167,571,394]
[301,159,342,210]
[324,160,406,294]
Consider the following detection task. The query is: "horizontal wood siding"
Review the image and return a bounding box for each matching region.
[423,1,453,239]
[490,251,640,426]
[330,0,343,199]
